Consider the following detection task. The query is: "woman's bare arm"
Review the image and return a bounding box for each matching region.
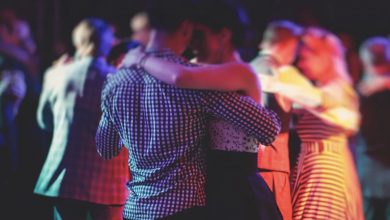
[261,66,360,132]
[120,48,262,103]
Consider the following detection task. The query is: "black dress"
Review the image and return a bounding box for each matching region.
[206,120,283,220]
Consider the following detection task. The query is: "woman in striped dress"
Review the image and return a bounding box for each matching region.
[290,27,364,220]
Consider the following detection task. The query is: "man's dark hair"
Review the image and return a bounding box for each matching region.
[146,0,199,32]
[359,37,390,67]
[195,0,251,48]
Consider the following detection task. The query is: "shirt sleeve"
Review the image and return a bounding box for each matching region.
[96,81,123,159]
[36,69,54,131]
[313,80,361,133]
[203,91,281,145]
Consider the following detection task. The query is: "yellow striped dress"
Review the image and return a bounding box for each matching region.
[291,79,364,220]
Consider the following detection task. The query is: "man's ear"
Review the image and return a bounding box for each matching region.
[180,20,194,40]
[219,27,232,45]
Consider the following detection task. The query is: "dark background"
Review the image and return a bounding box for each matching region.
[1,0,390,219]
[2,0,390,70]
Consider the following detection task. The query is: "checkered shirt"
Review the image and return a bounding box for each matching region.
[96,49,281,219]
[34,57,129,205]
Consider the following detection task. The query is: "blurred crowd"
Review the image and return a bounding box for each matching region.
[1,0,390,219]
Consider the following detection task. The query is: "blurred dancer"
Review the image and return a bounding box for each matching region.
[250,20,303,220]
[130,12,150,46]
[0,8,28,189]
[357,37,390,220]
[358,37,390,96]
[34,18,129,220]
[291,27,364,220]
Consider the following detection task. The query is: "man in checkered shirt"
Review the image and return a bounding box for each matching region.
[96,1,281,219]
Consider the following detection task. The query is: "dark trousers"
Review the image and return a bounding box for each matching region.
[206,151,282,220]
[54,198,123,220]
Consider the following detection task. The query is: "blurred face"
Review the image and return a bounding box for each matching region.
[360,46,390,76]
[72,23,86,48]
[72,22,114,57]
[72,23,91,54]
[297,38,332,81]
[191,24,226,64]
[260,29,299,65]
[131,14,150,46]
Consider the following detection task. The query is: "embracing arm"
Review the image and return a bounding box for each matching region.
[204,91,281,145]
[261,66,354,109]
[169,62,262,103]
[96,82,123,159]
[262,66,360,132]
[284,84,360,132]
[259,66,322,108]
[311,80,360,133]
[120,48,262,103]
[287,84,360,133]
[275,81,360,133]
[272,82,323,108]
